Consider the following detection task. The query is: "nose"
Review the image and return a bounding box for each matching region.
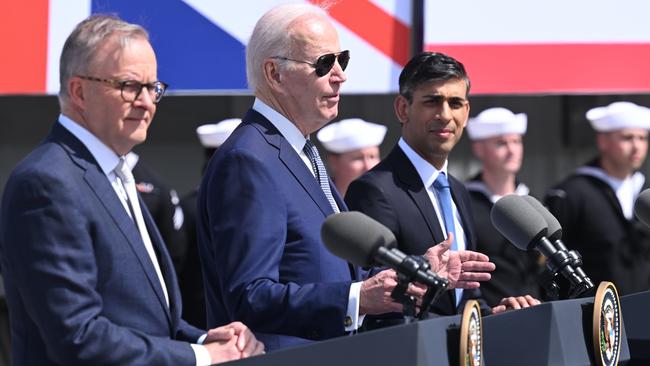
[133,85,156,109]
[436,102,453,121]
[329,60,347,83]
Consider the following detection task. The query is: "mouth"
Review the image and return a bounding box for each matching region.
[124,116,149,124]
[323,93,339,103]
[430,128,454,139]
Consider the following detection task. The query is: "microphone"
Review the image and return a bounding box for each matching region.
[634,188,650,227]
[520,195,594,292]
[321,211,448,289]
[490,195,588,296]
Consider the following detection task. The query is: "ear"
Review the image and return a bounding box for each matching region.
[262,59,284,94]
[394,95,410,125]
[460,100,471,128]
[68,77,87,110]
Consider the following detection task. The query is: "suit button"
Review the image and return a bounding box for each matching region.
[344,316,353,327]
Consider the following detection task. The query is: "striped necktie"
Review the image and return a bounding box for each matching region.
[303,139,339,213]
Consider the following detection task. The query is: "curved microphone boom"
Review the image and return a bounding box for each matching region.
[321,211,448,289]
[490,195,589,298]
[520,195,594,295]
[321,211,448,319]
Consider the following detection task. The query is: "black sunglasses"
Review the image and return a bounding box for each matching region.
[272,50,350,77]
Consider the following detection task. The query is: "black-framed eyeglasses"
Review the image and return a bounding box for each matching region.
[77,75,169,103]
[271,50,350,77]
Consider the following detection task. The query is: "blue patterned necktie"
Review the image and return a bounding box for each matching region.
[433,172,463,305]
[303,139,340,213]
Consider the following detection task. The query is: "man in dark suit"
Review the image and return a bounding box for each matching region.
[0,14,262,365]
[197,4,480,352]
[346,52,540,318]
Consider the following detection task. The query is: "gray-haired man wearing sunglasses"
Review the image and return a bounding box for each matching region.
[196,2,468,352]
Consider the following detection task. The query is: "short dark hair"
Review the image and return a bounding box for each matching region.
[398,52,470,102]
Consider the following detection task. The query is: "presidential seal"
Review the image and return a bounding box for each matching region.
[460,300,482,366]
[592,282,622,366]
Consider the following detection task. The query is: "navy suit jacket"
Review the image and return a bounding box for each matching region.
[346,145,487,317]
[0,123,203,365]
[197,109,359,352]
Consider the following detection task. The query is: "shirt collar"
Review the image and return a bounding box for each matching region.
[58,113,121,175]
[253,98,308,155]
[576,165,645,196]
[398,137,448,188]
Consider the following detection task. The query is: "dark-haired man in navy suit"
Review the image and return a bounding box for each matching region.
[346,52,540,323]
[0,14,262,366]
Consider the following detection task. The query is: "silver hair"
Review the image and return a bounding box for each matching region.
[58,14,149,107]
[245,3,328,92]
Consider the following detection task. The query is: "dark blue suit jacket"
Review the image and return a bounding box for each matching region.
[0,122,203,365]
[346,145,488,318]
[197,109,359,352]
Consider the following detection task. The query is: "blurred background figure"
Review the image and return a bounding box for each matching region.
[545,101,650,295]
[180,118,241,328]
[316,118,387,196]
[465,107,542,306]
[126,152,187,272]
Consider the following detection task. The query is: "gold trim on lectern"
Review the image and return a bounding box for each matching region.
[592,281,622,366]
[459,299,482,366]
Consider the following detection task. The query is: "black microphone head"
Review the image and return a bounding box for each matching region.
[634,188,650,227]
[490,194,548,251]
[321,211,397,267]
[521,195,563,241]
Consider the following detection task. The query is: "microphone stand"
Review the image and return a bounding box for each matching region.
[389,255,448,323]
[539,248,594,300]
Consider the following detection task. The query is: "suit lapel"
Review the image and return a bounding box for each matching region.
[246,110,337,217]
[52,123,172,323]
[449,176,476,251]
[140,196,179,325]
[391,147,445,243]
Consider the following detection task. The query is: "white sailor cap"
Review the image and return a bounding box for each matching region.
[316,118,387,154]
[467,107,527,140]
[586,101,650,132]
[196,118,241,148]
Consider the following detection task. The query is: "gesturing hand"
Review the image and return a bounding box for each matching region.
[424,232,495,289]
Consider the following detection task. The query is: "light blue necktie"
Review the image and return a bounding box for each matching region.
[433,172,463,305]
[303,139,339,214]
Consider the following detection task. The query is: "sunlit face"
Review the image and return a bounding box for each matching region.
[277,16,346,135]
[472,133,524,176]
[395,78,470,169]
[74,36,158,155]
[327,146,380,195]
[598,128,649,175]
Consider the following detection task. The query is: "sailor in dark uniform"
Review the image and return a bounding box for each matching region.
[545,101,650,296]
[465,107,542,306]
[180,118,241,328]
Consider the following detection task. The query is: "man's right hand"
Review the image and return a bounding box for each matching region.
[359,269,426,315]
[203,322,265,363]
